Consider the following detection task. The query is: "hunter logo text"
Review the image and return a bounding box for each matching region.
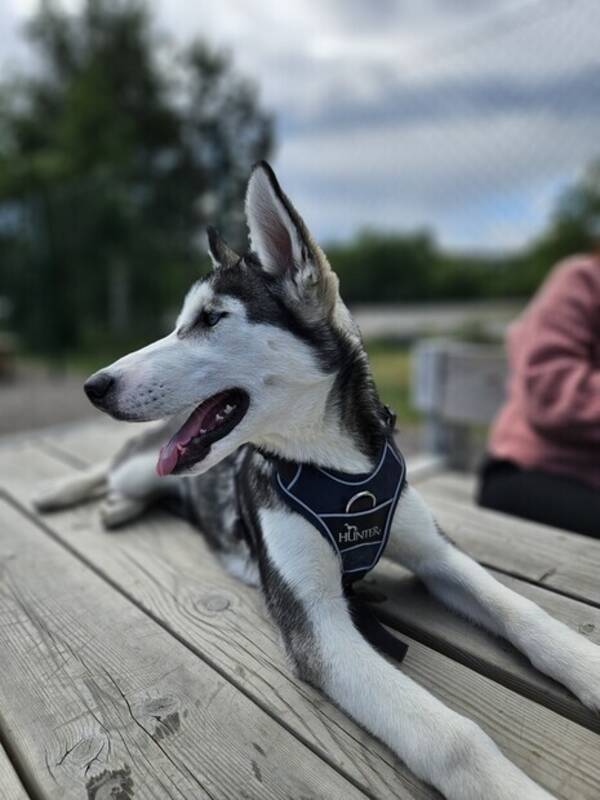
[338,521,381,544]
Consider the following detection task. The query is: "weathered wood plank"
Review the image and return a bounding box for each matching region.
[0,746,29,800]
[38,416,153,465]
[411,470,476,502]
[22,427,600,719]
[22,500,600,800]
[6,439,600,798]
[0,497,376,800]
[0,444,435,799]
[365,561,600,732]
[412,341,506,425]
[417,488,600,606]
[400,636,600,800]
[405,453,447,484]
[411,341,506,466]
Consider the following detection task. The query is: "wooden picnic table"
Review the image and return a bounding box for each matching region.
[0,417,598,800]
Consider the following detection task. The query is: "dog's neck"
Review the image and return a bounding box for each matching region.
[256,343,388,474]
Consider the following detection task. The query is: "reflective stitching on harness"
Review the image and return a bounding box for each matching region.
[317,441,394,485]
[273,437,406,582]
[287,464,302,491]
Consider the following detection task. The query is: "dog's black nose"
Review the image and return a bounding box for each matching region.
[84,372,114,404]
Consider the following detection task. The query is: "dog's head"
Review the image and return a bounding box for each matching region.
[85,162,362,475]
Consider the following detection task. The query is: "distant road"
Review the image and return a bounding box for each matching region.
[352,299,523,341]
[0,363,99,437]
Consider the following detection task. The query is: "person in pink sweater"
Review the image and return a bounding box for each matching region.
[478,252,600,535]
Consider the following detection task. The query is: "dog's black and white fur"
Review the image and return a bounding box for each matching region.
[37,163,599,800]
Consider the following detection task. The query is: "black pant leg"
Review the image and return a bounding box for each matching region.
[478,461,600,537]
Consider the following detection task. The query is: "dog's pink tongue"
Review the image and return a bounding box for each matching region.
[156,405,210,476]
[156,439,181,476]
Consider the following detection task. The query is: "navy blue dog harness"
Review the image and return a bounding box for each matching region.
[274,438,406,584]
[272,431,409,662]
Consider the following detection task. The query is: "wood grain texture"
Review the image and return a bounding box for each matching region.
[0,444,436,799]
[20,493,600,800]
[411,471,477,501]
[400,636,600,800]
[39,417,157,465]
[5,435,600,799]
[0,745,29,800]
[0,497,378,800]
[417,488,600,605]
[364,561,600,732]
[15,424,600,791]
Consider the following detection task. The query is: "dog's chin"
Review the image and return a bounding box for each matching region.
[92,397,169,423]
[102,407,159,423]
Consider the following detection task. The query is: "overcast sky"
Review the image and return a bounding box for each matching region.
[2,0,600,250]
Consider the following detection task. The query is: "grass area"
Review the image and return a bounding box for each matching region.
[364,340,421,424]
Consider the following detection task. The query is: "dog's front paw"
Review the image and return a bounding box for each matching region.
[573,659,600,712]
[99,493,145,529]
[32,487,61,513]
[531,613,600,713]
[564,642,600,712]
[578,686,600,712]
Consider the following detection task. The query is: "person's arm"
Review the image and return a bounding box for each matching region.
[520,259,600,445]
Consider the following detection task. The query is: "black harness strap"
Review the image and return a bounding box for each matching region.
[345,586,409,663]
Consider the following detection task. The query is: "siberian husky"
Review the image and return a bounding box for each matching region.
[36,162,599,800]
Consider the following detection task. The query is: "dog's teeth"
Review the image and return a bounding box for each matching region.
[215,413,224,422]
[223,403,235,415]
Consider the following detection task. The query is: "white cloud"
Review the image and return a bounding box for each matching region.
[275,109,597,245]
[1,0,599,249]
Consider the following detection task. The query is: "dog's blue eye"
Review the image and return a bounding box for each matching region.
[204,310,226,327]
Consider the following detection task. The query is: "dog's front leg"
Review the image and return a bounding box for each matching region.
[260,508,554,800]
[386,486,600,712]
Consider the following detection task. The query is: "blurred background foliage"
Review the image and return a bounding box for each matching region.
[0,0,598,379]
[0,0,272,358]
[329,163,600,305]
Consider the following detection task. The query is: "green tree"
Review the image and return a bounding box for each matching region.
[326,160,600,306]
[494,160,600,295]
[0,0,272,356]
[531,160,600,273]
[327,230,441,304]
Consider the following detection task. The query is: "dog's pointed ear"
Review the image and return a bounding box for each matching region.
[245,160,324,268]
[245,162,339,312]
[206,226,239,270]
[245,162,309,276]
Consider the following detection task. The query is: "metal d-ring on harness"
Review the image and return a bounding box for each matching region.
[273,407,409,662]
[345,490,377,512]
